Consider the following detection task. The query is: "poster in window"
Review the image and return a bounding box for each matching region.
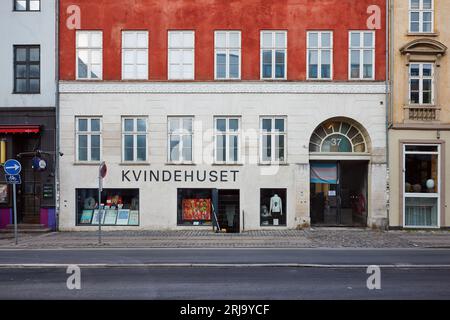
[80,210,93,224]
[182,199,211,221]
[116,209,130,225]
[0,185,7,204]
[91,209,101,225]
[128,210,139,226]
[104,209,118,225]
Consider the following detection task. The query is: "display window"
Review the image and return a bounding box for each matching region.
[177,189,213,226]
[0,184,8,204]
[403,144,440,227]
[76,188,139,226]
[260,188,287,226]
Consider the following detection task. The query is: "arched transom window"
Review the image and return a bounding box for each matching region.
[309,121,367,153]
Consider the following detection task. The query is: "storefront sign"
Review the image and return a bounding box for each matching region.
[121,169,239,183]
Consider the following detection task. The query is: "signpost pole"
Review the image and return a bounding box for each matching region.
[98,175,102,245]
[12,183,18,245]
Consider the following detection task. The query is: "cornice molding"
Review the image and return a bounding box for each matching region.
[59,81,388,94]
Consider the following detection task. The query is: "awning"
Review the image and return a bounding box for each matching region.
[0,125,40,134]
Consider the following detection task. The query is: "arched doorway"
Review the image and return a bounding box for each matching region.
[309,119,370,227]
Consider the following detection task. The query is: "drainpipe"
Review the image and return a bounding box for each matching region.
[54,0,61,231]
[385,0,393,229]
[385,0,392,229]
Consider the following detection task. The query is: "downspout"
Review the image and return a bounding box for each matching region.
[55,0,60,231]
[385,0,391,229]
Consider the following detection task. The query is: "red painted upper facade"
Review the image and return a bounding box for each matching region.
[59,0,387,81]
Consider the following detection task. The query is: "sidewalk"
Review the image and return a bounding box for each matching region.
[0,228,449,249]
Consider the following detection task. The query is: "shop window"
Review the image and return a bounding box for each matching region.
[177,189,212,226]
[76,189,139,226]
[0,184,8,203]
[404,144,439,227]
[260,189,286,226]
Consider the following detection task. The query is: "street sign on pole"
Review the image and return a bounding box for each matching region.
[3,159,21,245]
[5,174,21,185]
[98,162,107,245]
[4,159,21,175]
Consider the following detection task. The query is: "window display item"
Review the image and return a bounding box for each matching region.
[84,197,96,210]
[91,209,101,225]
[128,210,139,226]
[182,199,211,221]
[0,184,7,203]
[270,194,283,215]
[80,210,93,224]
[116,209,130,225]
[104,209,118,225]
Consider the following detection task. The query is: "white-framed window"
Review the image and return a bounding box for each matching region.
[409,0,434,33]
[168,117,193,163]
[122,117,148,162]
[349,31,375,80]
[260,31,287,80]
[76,31,103,80]
[168,31,195,80]
[76,118,101,162]
[409,63,434,105]
[122,31,148,80]
[307,31,333,80]
[260,117,286,163]
[214,31,241,80]
[14,0,40,11]
[214,117,240,163]
[403,144,440,228]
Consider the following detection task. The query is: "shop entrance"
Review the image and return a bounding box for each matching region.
[310,161,368,227]
[217,190,240,233]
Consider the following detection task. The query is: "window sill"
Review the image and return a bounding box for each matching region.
[212,163,244,166]
[258,162,289,166]
[119,162,150,166]
[165,162,196,166]
[73,162,103,166]
[406,32,439,37]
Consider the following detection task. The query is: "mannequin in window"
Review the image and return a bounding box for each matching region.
[270,194,283,216]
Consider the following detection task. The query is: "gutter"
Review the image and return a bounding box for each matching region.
[385,0,392,229]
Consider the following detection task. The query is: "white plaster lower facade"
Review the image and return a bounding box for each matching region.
[58,82,388,231]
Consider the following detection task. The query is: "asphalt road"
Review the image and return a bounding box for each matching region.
[0,248,449,299]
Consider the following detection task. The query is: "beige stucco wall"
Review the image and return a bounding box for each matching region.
[391,0,450,123]
[389,0,449,228]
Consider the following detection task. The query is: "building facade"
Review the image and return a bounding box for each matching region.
[58,0,388,231]
[389,0,449,228]
[0,0,57,230]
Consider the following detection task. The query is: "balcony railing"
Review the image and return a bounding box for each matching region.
[404,105,441,122]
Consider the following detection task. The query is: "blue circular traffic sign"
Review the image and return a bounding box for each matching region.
[4,159,22,175]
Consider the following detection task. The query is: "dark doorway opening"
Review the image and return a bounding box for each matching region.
[217,189,240,233]
[310,160,368,227]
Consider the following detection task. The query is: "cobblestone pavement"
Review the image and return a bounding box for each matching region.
[0,228,449,249]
